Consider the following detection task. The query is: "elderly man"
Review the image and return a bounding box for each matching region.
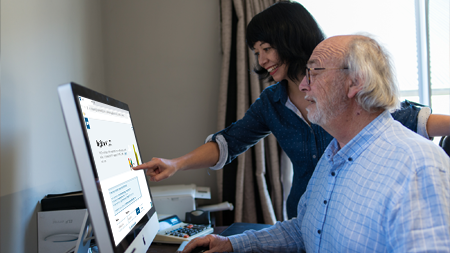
[183,35,450,253]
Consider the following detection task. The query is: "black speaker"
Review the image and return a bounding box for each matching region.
[439,136,450,157]
[185,210,211,225]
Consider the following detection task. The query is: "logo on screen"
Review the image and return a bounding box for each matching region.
[84,118,90,129]
[128,158,134,168]
[96,140,111,148]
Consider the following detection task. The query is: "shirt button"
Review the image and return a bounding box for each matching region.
[331,172,336,176]
[318,230,321,234]
[323,200,327,204]
[348,157,353,162]
[312,155,316,159]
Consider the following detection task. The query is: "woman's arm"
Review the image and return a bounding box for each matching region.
[133,85,277,182]
[391,100,450,138]
[133,142,219,182]
[427,114,450,137]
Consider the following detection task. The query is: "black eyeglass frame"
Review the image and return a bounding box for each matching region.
[305,67,349,85]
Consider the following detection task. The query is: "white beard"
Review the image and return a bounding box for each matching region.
[306,85,349,126]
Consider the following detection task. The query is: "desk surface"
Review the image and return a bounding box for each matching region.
[147,226,227,253]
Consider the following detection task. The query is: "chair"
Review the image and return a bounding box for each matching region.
[439,136,450,157]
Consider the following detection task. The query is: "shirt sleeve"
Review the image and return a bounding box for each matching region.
[205,134,228,170]
[390,100,431,139]
[210,93,272,166]
[417,106,431,139]
[228,218,305,252]
[228,185,309,252]
[387,158,450,252]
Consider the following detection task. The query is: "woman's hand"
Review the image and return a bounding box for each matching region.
[133,157,179,182]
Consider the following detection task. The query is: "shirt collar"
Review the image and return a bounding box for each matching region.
[324,110,393,167]
[273,80,288,104]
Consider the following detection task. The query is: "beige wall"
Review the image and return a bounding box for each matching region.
[101,1,221,203]
[0,1,221,252]
[1,1,105,252]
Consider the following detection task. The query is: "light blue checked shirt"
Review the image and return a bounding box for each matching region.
[229,111,450,252]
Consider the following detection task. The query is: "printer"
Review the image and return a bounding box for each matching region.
[150,184,211,221]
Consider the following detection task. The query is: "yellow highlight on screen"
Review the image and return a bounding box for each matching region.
[133,144,140,165]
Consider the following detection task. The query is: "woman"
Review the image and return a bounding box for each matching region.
[134,1,449,219]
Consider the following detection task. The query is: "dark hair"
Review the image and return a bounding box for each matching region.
[246,1,325,82]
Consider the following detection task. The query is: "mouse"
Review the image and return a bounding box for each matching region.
[190,246,209,253]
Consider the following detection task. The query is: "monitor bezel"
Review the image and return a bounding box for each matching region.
[58,82,158,253]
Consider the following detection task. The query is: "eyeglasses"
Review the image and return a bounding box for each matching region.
[305,67,349,85]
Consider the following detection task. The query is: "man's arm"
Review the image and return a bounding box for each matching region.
[226,193,309,252]
[388,156,450,251]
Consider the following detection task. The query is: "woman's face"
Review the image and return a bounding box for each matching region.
[253,41,289,82]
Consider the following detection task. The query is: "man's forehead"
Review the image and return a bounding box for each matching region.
[308,36,350,67]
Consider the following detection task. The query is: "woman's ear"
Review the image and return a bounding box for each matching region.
[347,76,363,99]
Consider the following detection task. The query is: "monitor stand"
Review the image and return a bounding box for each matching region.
[74,210,93,253]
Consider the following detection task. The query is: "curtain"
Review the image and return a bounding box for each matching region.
[216,0,286,226]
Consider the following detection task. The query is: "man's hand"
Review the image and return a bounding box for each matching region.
[182,234,233,253]
[133,157,178,182]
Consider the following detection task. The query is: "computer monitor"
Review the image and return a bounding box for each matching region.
[58,82,159,253]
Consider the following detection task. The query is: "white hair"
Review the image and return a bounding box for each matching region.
[343,35,400,112]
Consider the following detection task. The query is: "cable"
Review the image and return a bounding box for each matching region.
[61,236,95,253]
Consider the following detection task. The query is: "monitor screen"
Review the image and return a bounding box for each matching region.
[58,82,159,253]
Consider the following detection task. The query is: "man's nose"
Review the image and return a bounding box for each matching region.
[299,76,310,92]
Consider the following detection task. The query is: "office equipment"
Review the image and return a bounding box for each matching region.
[440,136,450,156]
[177,241,209,253]
[58,82,159,253]
[41,191,85,211]
[154,215,213,244]
[185,210,210,225]
[37,209,89,253]
[198,201,234,212]
[151,184,211,221]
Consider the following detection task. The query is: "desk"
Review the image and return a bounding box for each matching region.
[147,226,227,253]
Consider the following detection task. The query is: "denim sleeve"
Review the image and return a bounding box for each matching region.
[211,95,272,166]
[391,100,430,137]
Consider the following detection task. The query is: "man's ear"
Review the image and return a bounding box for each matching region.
[347,76,363,99]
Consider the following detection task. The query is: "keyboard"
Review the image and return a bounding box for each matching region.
[154,222,213,244]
